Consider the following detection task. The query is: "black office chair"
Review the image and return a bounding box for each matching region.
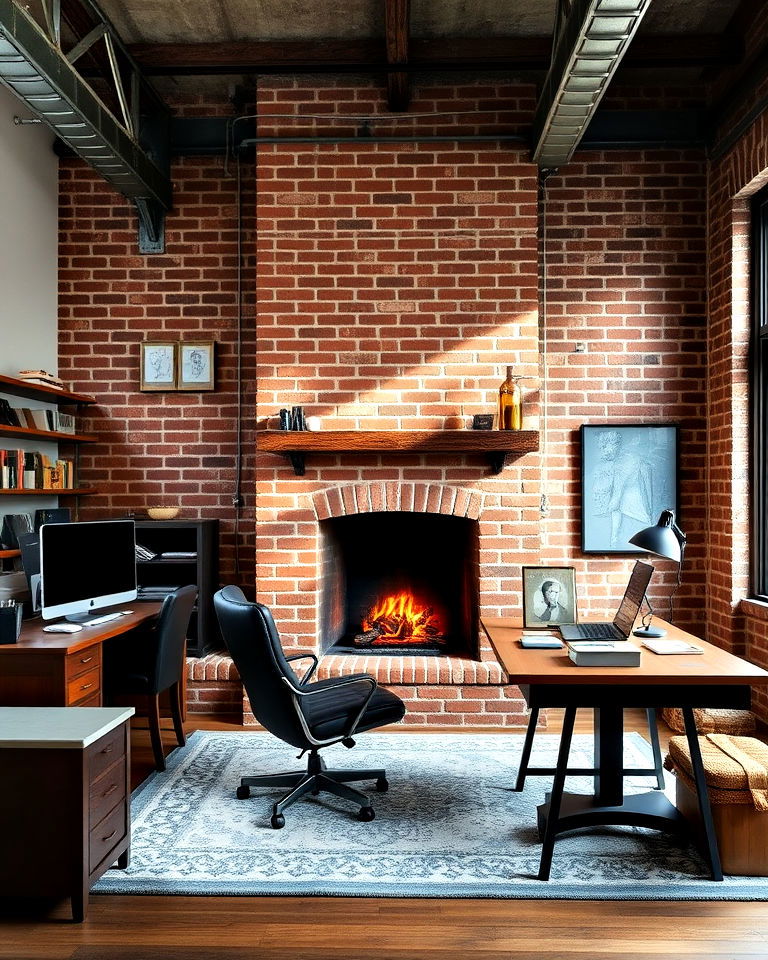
[105,584,197,772]
[213,585,406,828]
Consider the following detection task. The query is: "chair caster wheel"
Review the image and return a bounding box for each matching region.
[271,813,285,829]
[375,777,389,792]
[358,806,375,822]
[236,785,251,800]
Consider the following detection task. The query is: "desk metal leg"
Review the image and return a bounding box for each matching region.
[646,708,665,790]
[514,706,539,791]
[681,705,723,881]
[593,704,624,806]
[537,704,576,881]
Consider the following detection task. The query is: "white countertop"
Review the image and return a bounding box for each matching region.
[0,707,135,748]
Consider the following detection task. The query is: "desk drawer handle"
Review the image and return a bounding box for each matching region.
[102,784,118,798]
[102,829,117,841]
[101,744,114,755]
[80,656,93,664]
[80,682,94,691]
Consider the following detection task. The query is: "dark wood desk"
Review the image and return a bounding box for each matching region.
[0,605,161,708]
[482,618,768,881]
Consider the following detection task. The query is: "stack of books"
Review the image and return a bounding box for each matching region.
[17,369,65,389]
[137,584,182,600]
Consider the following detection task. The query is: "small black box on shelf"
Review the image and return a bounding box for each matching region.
[34,507,71,532]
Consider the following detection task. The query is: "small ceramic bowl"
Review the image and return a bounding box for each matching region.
[147,506,180,520]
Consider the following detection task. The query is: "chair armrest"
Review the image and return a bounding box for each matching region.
[284,652,318,685]
[281,674,378,746]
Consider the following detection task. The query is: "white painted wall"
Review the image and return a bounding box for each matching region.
[0,85,59,376]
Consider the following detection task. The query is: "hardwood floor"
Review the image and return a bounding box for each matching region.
[2,711,767,960]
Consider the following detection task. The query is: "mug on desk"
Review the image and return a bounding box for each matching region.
[0,600,23,645]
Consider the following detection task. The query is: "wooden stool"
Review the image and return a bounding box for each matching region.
[666,734,768,876]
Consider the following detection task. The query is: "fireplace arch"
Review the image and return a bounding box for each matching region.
[315,483,482,658]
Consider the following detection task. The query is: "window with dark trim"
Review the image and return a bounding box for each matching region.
[752,186,768,601]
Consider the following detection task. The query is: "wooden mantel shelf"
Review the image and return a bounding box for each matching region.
[256,429,539,475]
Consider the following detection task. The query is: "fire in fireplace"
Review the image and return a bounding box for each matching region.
[318,511,479,657]
[355,590,446,649]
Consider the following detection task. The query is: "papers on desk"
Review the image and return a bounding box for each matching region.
[566,640,641,666]
[641,638,704,655]
[520,633,563,649]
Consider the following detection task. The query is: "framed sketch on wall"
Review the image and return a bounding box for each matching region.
[522,566,577,628]
[140,342,177,391]
[581,423,679,554]
[178,342,215,391]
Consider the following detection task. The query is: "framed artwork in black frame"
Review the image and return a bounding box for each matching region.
[522,566,578,628]
[580,423,679,554]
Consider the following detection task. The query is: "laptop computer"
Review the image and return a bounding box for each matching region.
[558,560,654,641]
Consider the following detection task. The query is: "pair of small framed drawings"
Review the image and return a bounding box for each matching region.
[140,341,215,392]
[522,566,577,629]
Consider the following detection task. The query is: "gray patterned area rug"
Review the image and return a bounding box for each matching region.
[93,730,768,900]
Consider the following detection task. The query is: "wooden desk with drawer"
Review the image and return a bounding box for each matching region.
[0,605,161,707]
[0,706,134,921]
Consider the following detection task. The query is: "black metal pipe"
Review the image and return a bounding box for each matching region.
[238,134,529,146]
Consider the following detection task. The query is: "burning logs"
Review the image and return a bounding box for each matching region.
[353,591,446,647]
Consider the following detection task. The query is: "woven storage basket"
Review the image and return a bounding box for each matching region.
[662,706,756,735]
[665,734,768,875]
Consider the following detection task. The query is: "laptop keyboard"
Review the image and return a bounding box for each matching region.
[569,622,619,639]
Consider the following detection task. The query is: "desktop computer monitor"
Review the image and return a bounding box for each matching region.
[40,519,137,622]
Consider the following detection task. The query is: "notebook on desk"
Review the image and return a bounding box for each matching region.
[558,560,653,641]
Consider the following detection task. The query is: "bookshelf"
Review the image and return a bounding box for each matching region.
[0,375,97,508]
[134,519,220,657]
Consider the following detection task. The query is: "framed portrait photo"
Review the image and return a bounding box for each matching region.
[178,341,215,391]
[522,567,577,628]
[581,423,679,554]
[140,342,177,391]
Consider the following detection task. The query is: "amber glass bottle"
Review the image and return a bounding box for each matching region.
[498,366,522,430]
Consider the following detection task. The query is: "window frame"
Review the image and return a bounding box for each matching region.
[751,186,768,601]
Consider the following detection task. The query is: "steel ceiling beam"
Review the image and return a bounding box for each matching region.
[0,0,171,251]
[532,0,653,168]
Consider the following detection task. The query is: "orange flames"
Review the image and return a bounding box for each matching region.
[361,591,444,645]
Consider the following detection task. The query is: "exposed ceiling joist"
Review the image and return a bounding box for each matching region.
[385,0,410,111]
[0,0,170,250]
[125,34,741,77]
[532,0,653,168]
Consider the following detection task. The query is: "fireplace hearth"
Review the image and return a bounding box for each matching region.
[319,511,479,658]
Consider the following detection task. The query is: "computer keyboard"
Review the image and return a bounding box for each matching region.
[83,611,126,626]
[569,622,619,639]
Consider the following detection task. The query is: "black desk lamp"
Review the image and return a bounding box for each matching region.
[628,509,687,638]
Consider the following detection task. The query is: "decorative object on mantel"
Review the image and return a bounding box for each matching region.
[306,416,322,431]
[146,506,181,520]
[498,366,528,430]
[472,414,494,430]
[256,429,539,476]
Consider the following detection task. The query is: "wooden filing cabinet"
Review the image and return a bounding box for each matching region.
[0,707,134,921]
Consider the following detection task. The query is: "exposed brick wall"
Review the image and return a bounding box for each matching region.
[539,150,708,631]
[57,98,257,591]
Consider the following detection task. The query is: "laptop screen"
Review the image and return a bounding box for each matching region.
[613,560,654,636]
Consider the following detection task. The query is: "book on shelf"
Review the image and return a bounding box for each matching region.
[641,637,704,655]
[566,640,641,667]
[0,400,21,427]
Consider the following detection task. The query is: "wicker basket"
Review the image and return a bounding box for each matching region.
[662,706,756,735]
